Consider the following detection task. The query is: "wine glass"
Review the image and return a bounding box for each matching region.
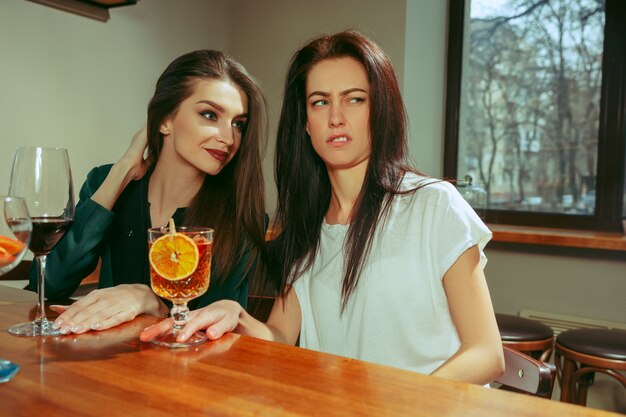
[8,147,75,337]
[148,226,213,348]
[0,196,32,276]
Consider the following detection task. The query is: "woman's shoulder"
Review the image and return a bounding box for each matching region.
[394,173,488,237]
[394,173,468,217]
[399,172,456,197]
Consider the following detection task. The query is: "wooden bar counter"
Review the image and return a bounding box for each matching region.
[0,286,621,417]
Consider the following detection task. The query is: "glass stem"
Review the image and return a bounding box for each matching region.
[170,302,189,333]
[35,254,48,327]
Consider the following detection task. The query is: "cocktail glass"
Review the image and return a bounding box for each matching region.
[148,226,213,348]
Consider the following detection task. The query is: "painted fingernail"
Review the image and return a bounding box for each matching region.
[176,333,188,342]
[207,329,217,339]
[70,325,83,333]
[60,326,70,335]
[91,323,103,330]
[52,319,63,330]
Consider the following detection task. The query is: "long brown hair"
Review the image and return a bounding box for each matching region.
[272,30,423,309]
[146,50,267,286]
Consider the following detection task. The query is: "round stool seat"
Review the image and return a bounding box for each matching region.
[555,328,626,405]
[496,314,553,342]
[557,329,626,361]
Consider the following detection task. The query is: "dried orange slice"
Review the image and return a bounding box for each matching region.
[149,233,199,281]
[0,254,16,268]
[0,236,25,255]
[0,238,20,268]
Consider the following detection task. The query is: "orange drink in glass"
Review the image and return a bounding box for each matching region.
[148,226,213,348]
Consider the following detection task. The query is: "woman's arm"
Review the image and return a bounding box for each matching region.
[431,245,504,385]
[91,127,149,210]
[140,287,302,345]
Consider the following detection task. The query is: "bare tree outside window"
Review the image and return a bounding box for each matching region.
[445,0,626,231]
[460,0,604,214]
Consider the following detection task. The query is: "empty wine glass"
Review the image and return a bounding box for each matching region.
[0,196,32,276]
[8,147,75,337]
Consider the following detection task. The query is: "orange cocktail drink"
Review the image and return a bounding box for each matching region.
[149,236,212,302]
[147,225,213,348]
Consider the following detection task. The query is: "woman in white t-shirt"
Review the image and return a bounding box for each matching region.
[142,30,504,385]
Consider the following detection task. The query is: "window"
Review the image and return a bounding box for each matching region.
[444,0,626,231]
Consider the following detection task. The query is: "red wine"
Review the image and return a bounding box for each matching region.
[30,217,73,256]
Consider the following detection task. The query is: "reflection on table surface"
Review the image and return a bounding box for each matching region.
[0,286,621,417]
[0,284,37,304]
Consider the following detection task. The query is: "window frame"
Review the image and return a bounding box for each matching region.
[444,0,626,232]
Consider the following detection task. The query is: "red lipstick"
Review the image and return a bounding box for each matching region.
[206,149,228,162]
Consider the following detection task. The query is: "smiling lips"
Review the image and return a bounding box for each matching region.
[206,149,229,162]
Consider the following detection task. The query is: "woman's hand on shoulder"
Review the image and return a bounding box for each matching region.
[91,126,149,209]
[116,125,149,181]
[139,300,244,343]
[50,284,167,334]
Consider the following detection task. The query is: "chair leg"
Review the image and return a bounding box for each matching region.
[559,355,577,403]
[571,370,595,406]
[539,347,553,363]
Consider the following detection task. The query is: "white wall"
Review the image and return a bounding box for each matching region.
[0,0,231,196]
[486,248,626,323]
[403,0,448,177]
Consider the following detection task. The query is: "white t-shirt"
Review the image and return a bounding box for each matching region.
[292,174,492,374]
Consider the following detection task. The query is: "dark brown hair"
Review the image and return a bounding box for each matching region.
[147,50,267,286]
[273,30,421,308]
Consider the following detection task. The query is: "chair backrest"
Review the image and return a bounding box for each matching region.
[495,346,556,398]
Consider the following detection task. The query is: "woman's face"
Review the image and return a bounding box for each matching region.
[305,57,371,171]
[160,78,248,176]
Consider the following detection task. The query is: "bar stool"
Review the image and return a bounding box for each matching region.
[495,313,554,362]
[555,328,626,405]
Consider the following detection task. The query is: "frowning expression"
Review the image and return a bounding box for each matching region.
[305,57,371,171]
[160,78,248,176]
